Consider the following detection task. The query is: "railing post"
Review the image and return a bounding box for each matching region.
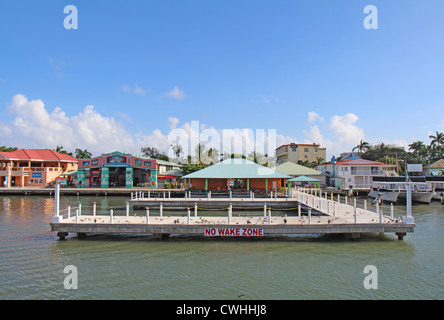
[264,203,267,217]
[78,203,81,216]
[354,207,357,224]
[298,204,301,217]
[110,209,113,224]
[67,206,71,219]
[268,208,271,224]
[126,202,129,217]
[160,203,163,217]
[194,202,198,217]
[75,209,79,223]
[333,202,336,217]
[93,202,96,216]
[391,203,394,219]
[146,207,149,224]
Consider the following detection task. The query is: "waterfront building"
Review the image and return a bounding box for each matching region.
[274,161,326,186]
[77,151,158,188]
[0,149,78,188]
[156,159,183,188]
[424,159,444,176]
[316,158,397,190]
[276,143,326,165]
[181,158,291,192]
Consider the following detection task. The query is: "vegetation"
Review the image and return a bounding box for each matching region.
[75,148,92,159]
[140,147,169,161]
[0,146,18,152]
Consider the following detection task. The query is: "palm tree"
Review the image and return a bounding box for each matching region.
[54,146,73,156]
[312,156,324,167]
[352,140,371,154]
[75,149,92,159]
[408,141,425,155]
[429,131,444,148]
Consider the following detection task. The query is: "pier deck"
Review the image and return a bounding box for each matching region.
[50,188,415,240]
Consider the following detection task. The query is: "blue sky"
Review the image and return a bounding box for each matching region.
[1,0,444,159]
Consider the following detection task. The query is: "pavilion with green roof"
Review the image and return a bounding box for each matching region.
[182,158,292,192]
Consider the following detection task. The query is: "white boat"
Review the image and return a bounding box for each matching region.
[368,187,400,203]
[370,177,435,204]
[426,176,444,202]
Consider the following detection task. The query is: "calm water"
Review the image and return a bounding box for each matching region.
[0,194,443,300]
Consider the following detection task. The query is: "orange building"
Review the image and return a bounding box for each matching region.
[182,158,292,193]
[0,149,78,188]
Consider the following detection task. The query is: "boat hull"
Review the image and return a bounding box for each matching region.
[368,188,400,203]
[397,191,435,204]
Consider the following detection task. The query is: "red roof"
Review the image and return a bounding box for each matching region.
[0,149,78,162]
[335,159,395,167]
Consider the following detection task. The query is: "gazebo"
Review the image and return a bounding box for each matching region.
[287,175,321,197]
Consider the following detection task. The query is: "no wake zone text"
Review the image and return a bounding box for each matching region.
[204,228,264,237]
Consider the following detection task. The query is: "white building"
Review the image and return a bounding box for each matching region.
[317,158,397,190]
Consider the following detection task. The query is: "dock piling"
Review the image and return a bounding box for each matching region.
[93,202,96,216]
[194,202,197,217]
[268,208,271,224]
[146,208,149,224]
[187,208,190,224]
[308,209,311,224]
[160,203,163,217]
[78,203,81,216]
[126,202,129,217]
[110,209,113,223]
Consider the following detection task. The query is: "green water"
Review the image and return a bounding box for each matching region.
[0,195,443,300]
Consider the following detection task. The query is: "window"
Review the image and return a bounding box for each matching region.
[304,155,308,158]
[304,148,309,152]
[291,146,297,152]
[315,148,318,152]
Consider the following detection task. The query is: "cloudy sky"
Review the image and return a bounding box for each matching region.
[1,1,444,160]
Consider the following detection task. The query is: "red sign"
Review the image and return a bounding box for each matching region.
[204,228,264,237]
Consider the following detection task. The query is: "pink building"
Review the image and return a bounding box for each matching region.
[0,149,78,188]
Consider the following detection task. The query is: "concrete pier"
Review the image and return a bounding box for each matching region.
[50,187,415,241]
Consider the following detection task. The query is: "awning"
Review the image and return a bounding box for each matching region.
[287,175,320,182]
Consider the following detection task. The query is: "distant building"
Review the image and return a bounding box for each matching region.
[77,151,158,188]
[276,143,326,165]
[0,149,78,188]
[338,152,360,161]
[317,158,397,190]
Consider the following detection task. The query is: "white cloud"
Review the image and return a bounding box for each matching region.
[165,86,186,100]
[168,117,179,129]
[261,95,270,104]
[329,113,364,145]
[121,84,146,95]
[307,111,323,123]
[0,94,371,163]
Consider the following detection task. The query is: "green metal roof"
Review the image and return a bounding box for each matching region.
[182,158,292,179]
[274,161,322,176]
[287,175,320,182]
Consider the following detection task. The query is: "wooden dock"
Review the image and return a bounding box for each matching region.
[50,187,415,240]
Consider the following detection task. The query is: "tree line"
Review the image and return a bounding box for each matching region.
[349,131,444,175]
